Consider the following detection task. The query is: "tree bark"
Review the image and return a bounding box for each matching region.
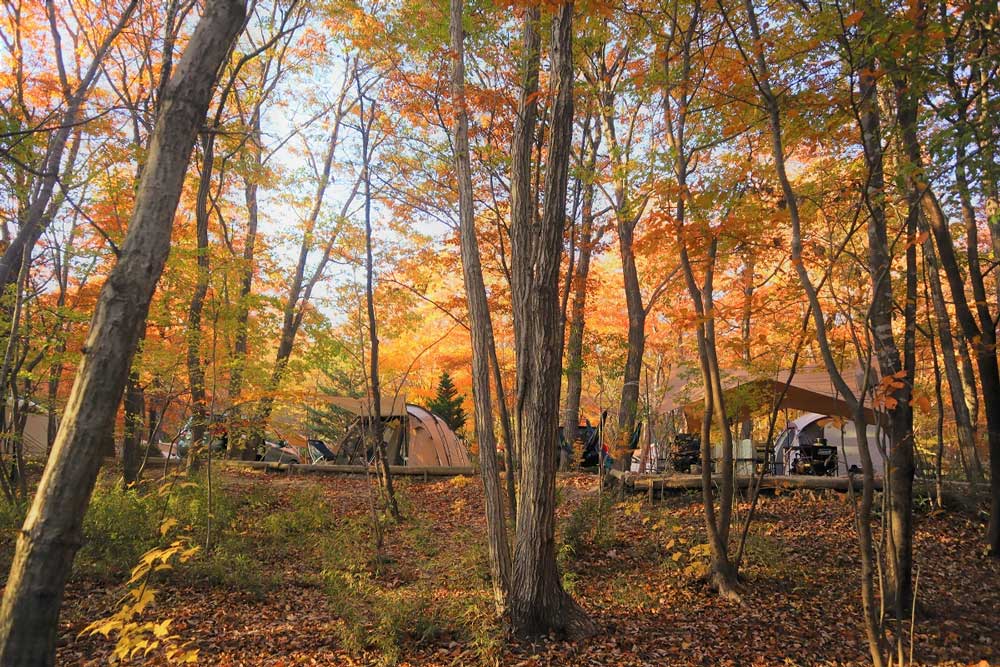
[185,133,215,473]
[121,363,145,485]
[449,0,512,612]
[508,2,593,638]
[859,61,915,613]
[508,3,541,470]
[0,2,245,662]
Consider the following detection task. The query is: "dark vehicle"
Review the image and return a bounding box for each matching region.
[175,415,302,464]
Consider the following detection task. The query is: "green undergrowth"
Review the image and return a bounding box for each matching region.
[320,485,500,667]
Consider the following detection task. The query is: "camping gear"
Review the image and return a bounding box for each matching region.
[307,439,337,463]
[325,402,471,468]
[1,400,52,458]
[788,439,838,476]
[773,412,887,476]
[558,422,602,467]
[670,433,701,473]
[659,366,879,431]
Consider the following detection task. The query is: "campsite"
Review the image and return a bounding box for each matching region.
[1,0,1000,665]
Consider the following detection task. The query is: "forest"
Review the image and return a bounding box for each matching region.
[0,0,997,664]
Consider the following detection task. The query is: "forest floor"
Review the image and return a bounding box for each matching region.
[1,467,996,666]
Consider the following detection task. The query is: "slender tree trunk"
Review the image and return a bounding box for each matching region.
[617,220,645,463]
[562,111,601,470]
[488,340,517,524]
[733,0,887,659]
[121,325,147,485]
[450,0,512,611]
[121,365,145,485]
[508,2,593,638]
[923,265,946,506]
[508,3,541,471]
[0,4,245,661]
[921,235,983,483]
[186,133,215,473]
[358,83,398,520]
[227,112,261,435]
[859,63,914,612]
[739,255,755,441]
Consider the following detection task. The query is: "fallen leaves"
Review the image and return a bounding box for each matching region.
[47,471,1000,666]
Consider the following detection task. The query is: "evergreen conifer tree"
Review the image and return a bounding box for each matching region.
[426,371,468,433]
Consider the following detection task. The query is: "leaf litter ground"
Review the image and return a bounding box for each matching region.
[39,470,1000,666]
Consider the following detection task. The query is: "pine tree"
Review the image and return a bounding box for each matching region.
[426,371,468,433]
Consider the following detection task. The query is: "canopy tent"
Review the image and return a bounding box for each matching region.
[316,400,471,468]
[774,412,888,476]
[657,366,878,431]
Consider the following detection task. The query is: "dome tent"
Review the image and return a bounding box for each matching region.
[310,397,471,468]
[773,412,889,477]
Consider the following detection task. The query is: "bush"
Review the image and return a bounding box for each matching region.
[560,491,617,560]
[78,483,159,579]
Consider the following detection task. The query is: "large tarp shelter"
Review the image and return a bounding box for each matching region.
[658,366,877,431]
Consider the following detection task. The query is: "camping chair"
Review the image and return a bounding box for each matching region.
[307,439,337,464]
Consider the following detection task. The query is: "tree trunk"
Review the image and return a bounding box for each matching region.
[860,63,914,613]
[562,111,601,470]
[449,0,512,611]
[229,112,261,390]
[921,235,983,483]
[0,3,245,662]
[488,340,517,524]
[121,365,145,486]
[508,3,541,470]
[739,255,755,441]
[185,133,215,473]
[617,220,645,464]
[358,84,399,520]
[508,2,593,638]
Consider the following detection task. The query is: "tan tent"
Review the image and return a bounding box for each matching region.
[318,399,471,468]
[1,401,52,459]
[402,405,470,467]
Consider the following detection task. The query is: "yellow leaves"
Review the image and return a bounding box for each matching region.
[153,618,174,639]
[130,587,156,615]
[87,532,201,663]
[159,517,178,536]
